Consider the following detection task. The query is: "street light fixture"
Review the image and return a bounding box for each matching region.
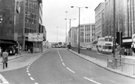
[71,6,88,53]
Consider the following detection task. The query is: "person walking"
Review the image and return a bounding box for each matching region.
[2,50,8,69]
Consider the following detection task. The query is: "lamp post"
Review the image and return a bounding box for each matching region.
[69,18,76,46]
[113,0,117,68]
[71,6,88,53]
[69,18,76,30]
[57,26,58,43]
[22,0,26,51]
[65,11,68,46]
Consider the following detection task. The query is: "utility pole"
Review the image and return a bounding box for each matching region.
[65,11,68,45]
[57,27,58,43]
[71,6,88,53]
[113,0,116,67]
[22,0,26,51]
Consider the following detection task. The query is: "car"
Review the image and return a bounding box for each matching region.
[86,45,93,50]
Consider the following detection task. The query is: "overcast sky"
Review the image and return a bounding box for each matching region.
[42,0,104,43]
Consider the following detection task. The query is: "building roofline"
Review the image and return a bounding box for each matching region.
[80,23,95,26]
[94,2,104,11]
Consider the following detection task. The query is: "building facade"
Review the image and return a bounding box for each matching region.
[104,0,135,38]
[68,27,78,47]
[94,3,105,40]
[0,0,44,52]
[79,23,95,47]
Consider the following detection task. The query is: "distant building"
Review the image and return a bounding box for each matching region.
[68,27,78,47]
[79,23,95,47]
[94,2,105,40]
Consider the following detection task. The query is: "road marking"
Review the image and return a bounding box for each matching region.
[66,67,75,73]
[84,77,101,84]
[58,51,64,64]
[35,83,39,84]
[62,62,65,66]
[30,77,34,80]
[27,69,29,73]
[0,74,9,84]
[110,80,121,84]
[28,73,31,76]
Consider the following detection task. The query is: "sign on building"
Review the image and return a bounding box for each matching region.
[28,33,43,42]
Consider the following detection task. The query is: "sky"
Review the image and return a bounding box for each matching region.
[42,0,104,43]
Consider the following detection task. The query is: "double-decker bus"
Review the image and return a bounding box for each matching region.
[97,36,113,53]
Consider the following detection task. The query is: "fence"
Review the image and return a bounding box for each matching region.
[115,59,135,75]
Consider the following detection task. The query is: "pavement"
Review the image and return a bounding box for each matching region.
[0,49,49,84]
[68,49,135,79]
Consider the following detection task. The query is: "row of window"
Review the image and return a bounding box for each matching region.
[25,12,36,19]
[25,17,36,24]
[26,0,38,9]
[25,28,36,33]
[25,27,44,34]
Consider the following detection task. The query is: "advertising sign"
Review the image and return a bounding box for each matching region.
[28,33,43,42]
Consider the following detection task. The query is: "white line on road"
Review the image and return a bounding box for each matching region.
[60,57,63,62]
[58,51,64,64]
[0,74,9,84]
[62,62,65,66]
[66,67,75,73]
[28,73,31,76]
[110,80,121,84]
[35,83,39,84]
[27,69,29,73]
[84,77,101,84]
[30,77,34,81]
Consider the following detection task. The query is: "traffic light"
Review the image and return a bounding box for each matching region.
[0,15,3,23]
[116,32,122,45]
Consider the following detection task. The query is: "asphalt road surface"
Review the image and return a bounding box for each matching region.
[1,48,135,84]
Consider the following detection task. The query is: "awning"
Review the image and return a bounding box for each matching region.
[0,40,15,44]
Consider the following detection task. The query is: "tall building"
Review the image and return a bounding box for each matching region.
[0,0,44,52]
[94,2,105,40]
[79,23,95,47]
[104,0,135,37]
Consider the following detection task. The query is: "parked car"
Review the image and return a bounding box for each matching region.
[8,46,15,55]
[86,45,93,50]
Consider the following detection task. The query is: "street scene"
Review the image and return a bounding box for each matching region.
[0,0,135,84]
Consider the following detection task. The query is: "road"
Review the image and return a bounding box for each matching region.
[1,48,135,84]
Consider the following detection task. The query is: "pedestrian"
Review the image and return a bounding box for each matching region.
[2,50,8,69]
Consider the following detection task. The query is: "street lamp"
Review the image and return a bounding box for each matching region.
[69,18,76,47]
[69,18,76,30]
[71,6,88,53]
[57,26,58,43]
[65,11,68,46]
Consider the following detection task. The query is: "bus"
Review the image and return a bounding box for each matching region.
[97,36,113,53]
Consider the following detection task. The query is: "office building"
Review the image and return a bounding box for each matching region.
[0,0,45,52]
[94,2,105,40]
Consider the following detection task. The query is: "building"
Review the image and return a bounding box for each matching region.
[79,23,95,47]
[0,0,44,53]
[104,0,135,37]
[94,2,105,40]
[68,27,78,47]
